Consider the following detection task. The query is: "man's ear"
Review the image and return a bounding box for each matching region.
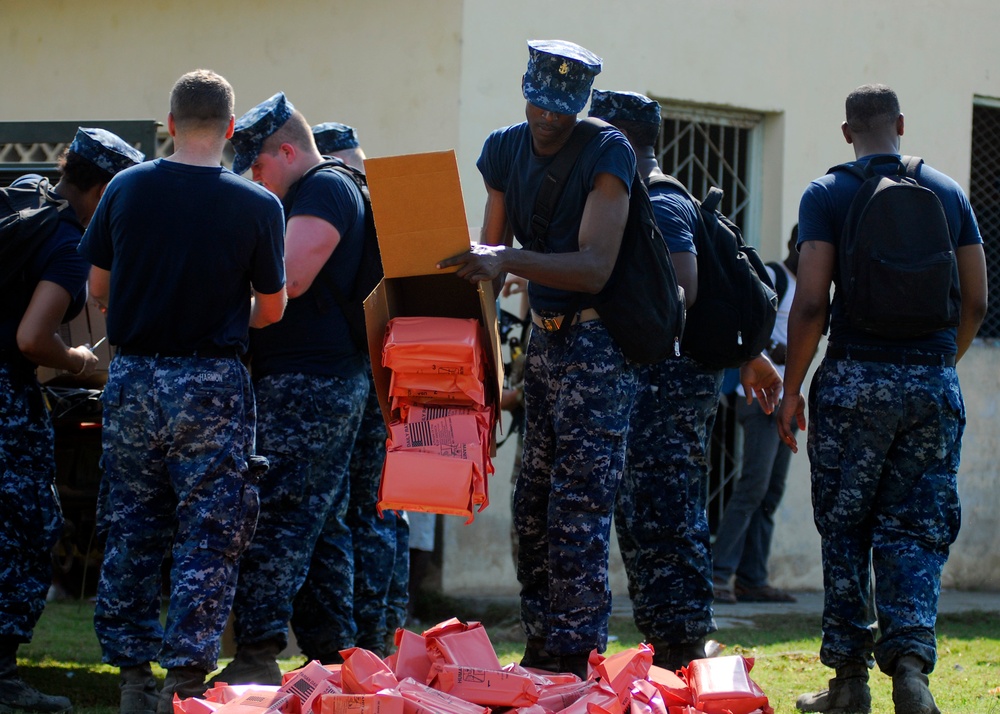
[280,142,296,164]
[897,113,905,137]
[841,121,853,145]
[224,115,235,140]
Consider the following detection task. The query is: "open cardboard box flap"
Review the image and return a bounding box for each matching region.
[362,150,502,452]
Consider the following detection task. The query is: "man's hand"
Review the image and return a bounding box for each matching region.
[777,391,807,453]
[438,243,508,284]
[739,353,782,414]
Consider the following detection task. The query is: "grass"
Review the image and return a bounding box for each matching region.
[18,597,1000,714]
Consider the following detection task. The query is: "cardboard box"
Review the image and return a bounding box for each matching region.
[362,151,502,450]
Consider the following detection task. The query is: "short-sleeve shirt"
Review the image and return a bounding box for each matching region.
[798,154,982,354]
[1,176,89,363]
[648,179,698,255]
[249,166,367,379]
[477,121,636,314]
[78,159,285,355]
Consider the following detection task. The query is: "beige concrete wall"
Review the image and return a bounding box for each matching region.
[1,0,464,158]
[5,0,999,595]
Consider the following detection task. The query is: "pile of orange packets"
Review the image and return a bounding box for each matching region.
[377,317,495,523]
[175,618,772,714]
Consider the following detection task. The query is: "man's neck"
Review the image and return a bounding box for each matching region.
[168,134,226,168]
[853,136,900,160]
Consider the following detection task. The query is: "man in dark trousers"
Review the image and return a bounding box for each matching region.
[439,39,638,678]
[778,83,987,714]
[1,127,142,714]
[713,226,800,606]
[81,69,287,714]
[587,89,780,671]
[215,93,389,684]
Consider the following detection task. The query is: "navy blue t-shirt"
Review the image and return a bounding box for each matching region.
[648,179,698,255]
[79,159,285,355]
[1,176,88,363]
[249,165,367,379]
[477,121,636,314]
[798,153,982,354]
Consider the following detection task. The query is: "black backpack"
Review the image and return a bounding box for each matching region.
[527,118,686,364]
[287,158,383,349]
[0,177,78,289]
[647,175,777,369]
[828,155,960,338]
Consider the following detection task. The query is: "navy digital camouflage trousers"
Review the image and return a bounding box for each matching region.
[807,355,964,674]
[233,370,367,653]
[0,361,63,642]
[515,320,638,656]
[383,510,410,638]
[94,355,260,671]
[289,367,399,658]
[615,356,723,646]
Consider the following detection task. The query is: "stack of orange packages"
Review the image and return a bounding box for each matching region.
[377,316,495,522]
[174,619,772,714]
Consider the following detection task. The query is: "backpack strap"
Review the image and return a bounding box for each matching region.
[527,118,606,251]
[766,260,789,304]
[900,155,924,178]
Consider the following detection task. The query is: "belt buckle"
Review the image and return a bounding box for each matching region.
[540,315,562,332]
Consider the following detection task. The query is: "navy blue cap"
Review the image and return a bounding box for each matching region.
[521,39,602,115]
[589,89,661,126]
[231,92,295,175]
[69,128,145,175]
[312,122,359,153]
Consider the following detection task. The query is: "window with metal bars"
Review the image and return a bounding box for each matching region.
[656,103,763,246]
[970,98,1000,338]
[652,102,763,533]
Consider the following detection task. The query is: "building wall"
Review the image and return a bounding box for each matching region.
[4,0,998,595]
[1,0,464,158]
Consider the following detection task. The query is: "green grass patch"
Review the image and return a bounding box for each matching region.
[19,599,1000,714]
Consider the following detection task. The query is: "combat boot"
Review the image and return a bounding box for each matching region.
[156,667,207,714]
[557,652,591,680]
[119,664,158,714]
[891,655,940,714]
[0,643,72,714]
[796,662,871,713]
[650,637,707,672]
[518,638,559,673]
[207,640,282,686]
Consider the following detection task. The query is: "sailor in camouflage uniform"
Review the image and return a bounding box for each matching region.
[588,90,781,672]
[211,95,377,685]
[289,123,402,657]
[778,83,987,714]
[439,40,639,678]
[79,70,286,714]
[1,127,141,714]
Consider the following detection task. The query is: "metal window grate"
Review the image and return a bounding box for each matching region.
[970,99,1000,338]
[656,103,761,244]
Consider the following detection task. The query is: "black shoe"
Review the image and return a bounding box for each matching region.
[651,638,706,672]
[735,583,797,603]
[557,652,590,680]
[0,674,72,714]
[796,663,870,713]
[519,638,559,672]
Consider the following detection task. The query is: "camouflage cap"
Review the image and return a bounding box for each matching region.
[521,39,602,115]
[589,89,661,126]
[69,128,145,175]
[312,122,359,153]
[231,92,295,175]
